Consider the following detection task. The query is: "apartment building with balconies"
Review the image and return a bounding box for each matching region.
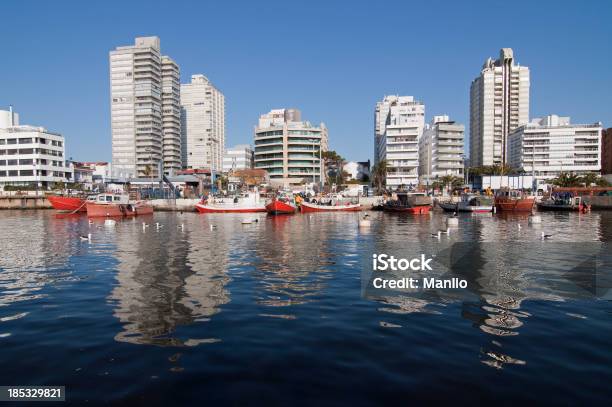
[0,108,71,188]
[254,109,328,187]
[508,115,602,180]
[161,56,181,175]
[419,115,464,184]
[470,48,529,167]
[180,74,225,171]
[110,36,180,178]
[374,96,424,188]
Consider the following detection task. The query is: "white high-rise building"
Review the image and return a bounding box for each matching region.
[254,109,328,186]
[223,144,253,173]
[180,74,225,171]
[508,115,602,180]
[161,56,181,175]
[470,48,530,167]
[374,96,424,188]
[110,36,180,178]
[0,108,71,188]
[419,115,465,183]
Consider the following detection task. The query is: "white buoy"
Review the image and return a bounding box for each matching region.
[104,219,116,227]
[359,214,371,228]
[446,217,459,226]
[529,215,542,224]
[241,219,252,225]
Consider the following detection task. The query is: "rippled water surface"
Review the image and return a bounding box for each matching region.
[0,209,611,405]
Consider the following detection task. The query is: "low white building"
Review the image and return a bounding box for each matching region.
[0,108,71,189]
[508,115,602,180]
[419,115,464,184]
[222,144,253,173]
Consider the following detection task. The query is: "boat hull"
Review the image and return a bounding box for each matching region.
[195,203,266,213]
[438,202,457,212]
[495,198,535,212]
[536,203,582,211]
[48,196,87,213]
[383,205,431,214]
[266,200,296,215]
[86,202,153,217]
[300,202,362,213]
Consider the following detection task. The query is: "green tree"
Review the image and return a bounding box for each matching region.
[371,159,388,193]
[551,172,582,187]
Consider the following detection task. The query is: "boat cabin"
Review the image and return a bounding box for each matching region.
[95,194,129,205]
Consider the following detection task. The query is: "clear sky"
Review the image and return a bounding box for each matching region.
[0,0,610,162]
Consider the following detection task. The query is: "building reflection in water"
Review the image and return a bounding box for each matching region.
[250,214,346,312]
[370,212,607,369]
[0,212,76,309]
[108,215,230,346]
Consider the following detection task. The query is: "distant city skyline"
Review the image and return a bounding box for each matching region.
[0,0,610,163]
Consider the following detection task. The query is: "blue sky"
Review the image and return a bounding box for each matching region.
[0,0,610,162]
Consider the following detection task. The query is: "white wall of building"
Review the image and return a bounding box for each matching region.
[180,74,225,171]
[110,36,180,178]
[374,95,424,188]
[0,109,70,188]
[419,115,465,183]
[223,144,253,172]
[470,48,530,167]
[508,115,602,180]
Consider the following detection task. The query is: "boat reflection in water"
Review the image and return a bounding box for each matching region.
[250,214,341,313]
[108,215,230,347]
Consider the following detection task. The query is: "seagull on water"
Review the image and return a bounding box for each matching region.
[80,233,92,241]
[439,227,450,235]
[541,232,553,240]
[210,224,217,230]
[431,231,442,239]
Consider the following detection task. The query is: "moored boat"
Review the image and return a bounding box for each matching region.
[86,193,153,217]
[383,192,432,214]
[300,194,361,213]
[494,188,535,212]
[537,193,589,212]
[196,190,266,213]
[462,195,494,213]
[266,196,297,215]
[47,195,90,213]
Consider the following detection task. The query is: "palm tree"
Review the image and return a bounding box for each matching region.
[371,159,388,193]
[440,175,463,194]
[580,173,599,187]
[551,172,582,187]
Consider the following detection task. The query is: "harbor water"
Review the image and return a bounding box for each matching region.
[0,210,611,405]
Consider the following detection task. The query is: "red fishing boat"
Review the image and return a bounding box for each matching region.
[494,189,535,212]
[195,190,266,213]
[266,196,297,215]
[300,194,361,213]
[47,195,89,213]
[383,192,432,214]
[86,193,153,217]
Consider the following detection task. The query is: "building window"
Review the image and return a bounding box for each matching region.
[19,170,34,176]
